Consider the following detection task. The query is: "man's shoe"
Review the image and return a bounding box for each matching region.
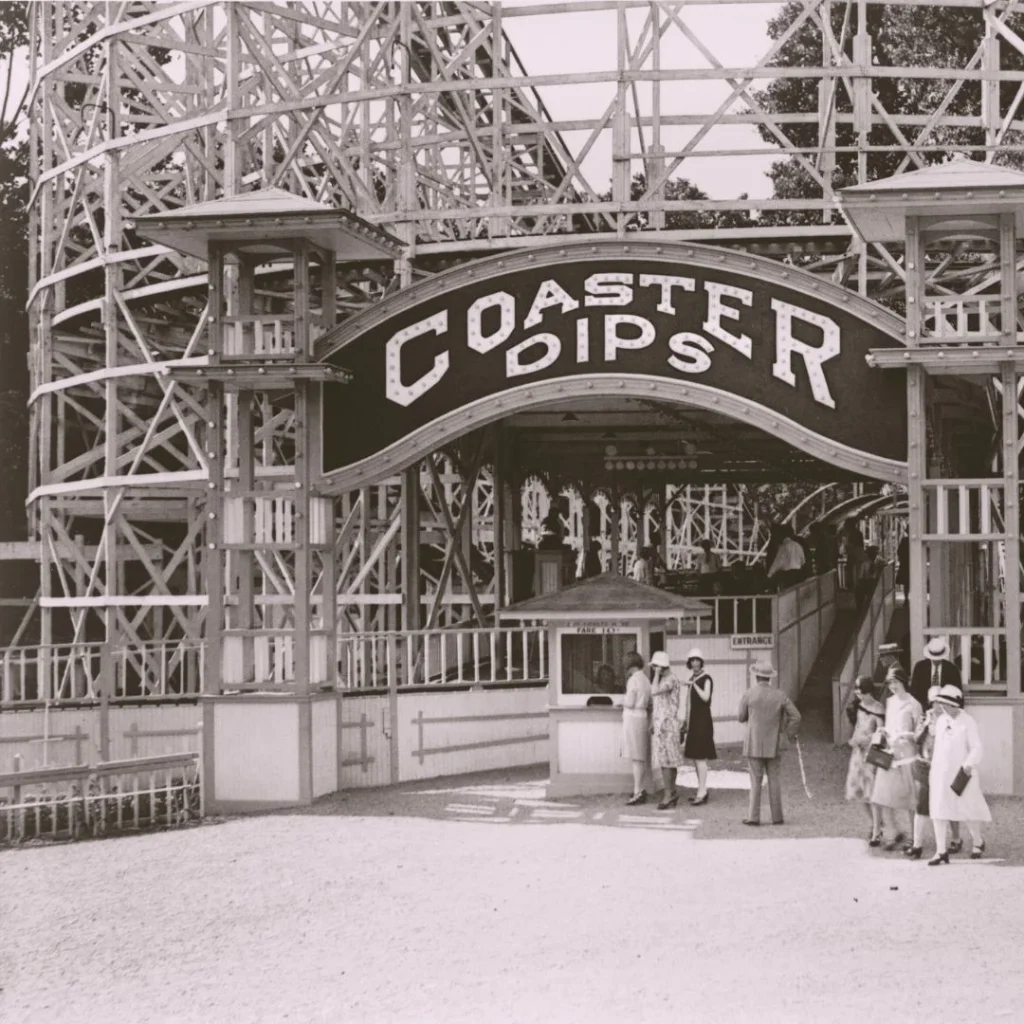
[770,819,784,825]
[742,819,759,826]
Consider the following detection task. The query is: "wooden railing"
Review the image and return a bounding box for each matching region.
[922,296,1002,341]
[1,640,203,705]
[0,751,201,844]
[336,625,548,691]
[928,629,1007,693]
[220,315,329,358]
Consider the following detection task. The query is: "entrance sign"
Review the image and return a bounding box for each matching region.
[319,242,907,488]
[731,635,775,650]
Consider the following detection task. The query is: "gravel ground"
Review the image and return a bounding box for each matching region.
[5,688,1024,1023]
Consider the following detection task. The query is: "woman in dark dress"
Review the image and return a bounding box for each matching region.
[683,647,717,805]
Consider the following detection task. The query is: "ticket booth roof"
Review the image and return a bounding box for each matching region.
[499,572,713,621]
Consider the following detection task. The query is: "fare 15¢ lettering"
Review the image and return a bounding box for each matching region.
[384,272,842,410]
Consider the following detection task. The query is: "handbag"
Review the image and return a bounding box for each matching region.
[866,744,893,770]
[950,766,971,796]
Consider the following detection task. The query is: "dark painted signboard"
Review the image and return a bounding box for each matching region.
[321,247,907,484]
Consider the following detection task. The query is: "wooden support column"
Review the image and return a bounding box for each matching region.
[609,488,621,575]
[907,365,927,664]
[205,244,225,695]
[905,217,924,346]
[493,427,506,610]
[400,464,421,632]
[237,392,255,683]
[1002,364,1021,696]
[1000,213,1018,342]
[293,241,311,695]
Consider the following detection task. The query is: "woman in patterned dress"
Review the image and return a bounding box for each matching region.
[844,675,885,838]
[649,650,685,810]
[869,665,923,850]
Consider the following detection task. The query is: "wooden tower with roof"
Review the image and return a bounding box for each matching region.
[134,189,402,809]
[842,161,1024,791]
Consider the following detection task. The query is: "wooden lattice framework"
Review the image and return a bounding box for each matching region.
[25,1,1024,680]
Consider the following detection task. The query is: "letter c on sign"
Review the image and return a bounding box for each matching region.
[385,311,449,408]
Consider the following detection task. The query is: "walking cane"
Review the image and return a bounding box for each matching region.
[795,737,812,799]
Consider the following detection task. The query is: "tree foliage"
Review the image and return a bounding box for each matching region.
[756,2,1024,223]
[598,172,754,231]
[0,2,28,551]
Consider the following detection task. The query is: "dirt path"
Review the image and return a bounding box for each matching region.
[4,759,1024,1024]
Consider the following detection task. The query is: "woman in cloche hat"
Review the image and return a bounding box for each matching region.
[844,675,885,838]
[649,650,685,810]
[927,684,991,865]
[682,647,717,806]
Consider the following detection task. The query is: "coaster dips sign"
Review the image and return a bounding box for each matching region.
[320,243,907,485]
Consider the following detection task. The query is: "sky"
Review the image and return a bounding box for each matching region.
[504,1,784,200]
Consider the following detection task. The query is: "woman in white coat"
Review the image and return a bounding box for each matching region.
[621,651,652,806]
[927,684,991,865]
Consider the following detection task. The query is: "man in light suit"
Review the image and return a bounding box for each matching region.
[738,659,802,826]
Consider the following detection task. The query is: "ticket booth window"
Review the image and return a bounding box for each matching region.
[558,630,641,704]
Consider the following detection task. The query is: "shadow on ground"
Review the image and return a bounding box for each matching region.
[273,615,1024,865]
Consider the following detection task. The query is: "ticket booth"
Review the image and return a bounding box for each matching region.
[499,574,712,797]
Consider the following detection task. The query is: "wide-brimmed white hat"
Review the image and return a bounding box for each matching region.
[932,684,963,708]
[750,658,777,679]
[685,647,705,666]
[650,650,671,668]
[925,637,949,660]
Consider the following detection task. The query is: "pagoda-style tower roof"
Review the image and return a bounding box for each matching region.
[131,187,403,261]
[499,572,713,622]
[839,159,1024,242]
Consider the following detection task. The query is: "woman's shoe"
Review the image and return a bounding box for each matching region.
[948,838,964,854]
[657,793,680,810]
[689,793,709,806]
[626,791,647,806]
[884,831,906,852]
[904,846,923,860]
[928,852,950,866]
[970,841,986,860]
[868,834,882,848]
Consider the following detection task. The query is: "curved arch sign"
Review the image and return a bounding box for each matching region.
[319,242,907,488]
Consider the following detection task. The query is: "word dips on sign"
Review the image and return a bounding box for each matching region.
[386,270,840,409]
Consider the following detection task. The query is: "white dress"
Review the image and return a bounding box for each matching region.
[929,710,991,823]
[621,670,651,762]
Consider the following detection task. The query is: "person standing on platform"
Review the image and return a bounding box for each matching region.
[622,651,652,807]
[873,642,904,701]
[649,650,685,810]
[738,660,802,826]
[583,540,603,579]
[695,539,721,576]
[767,527,806,591]
[927,684,991,865]
[630,546,654,585]
[868,665,922,850]
[682,648,717,806]
[844,675,886,839]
